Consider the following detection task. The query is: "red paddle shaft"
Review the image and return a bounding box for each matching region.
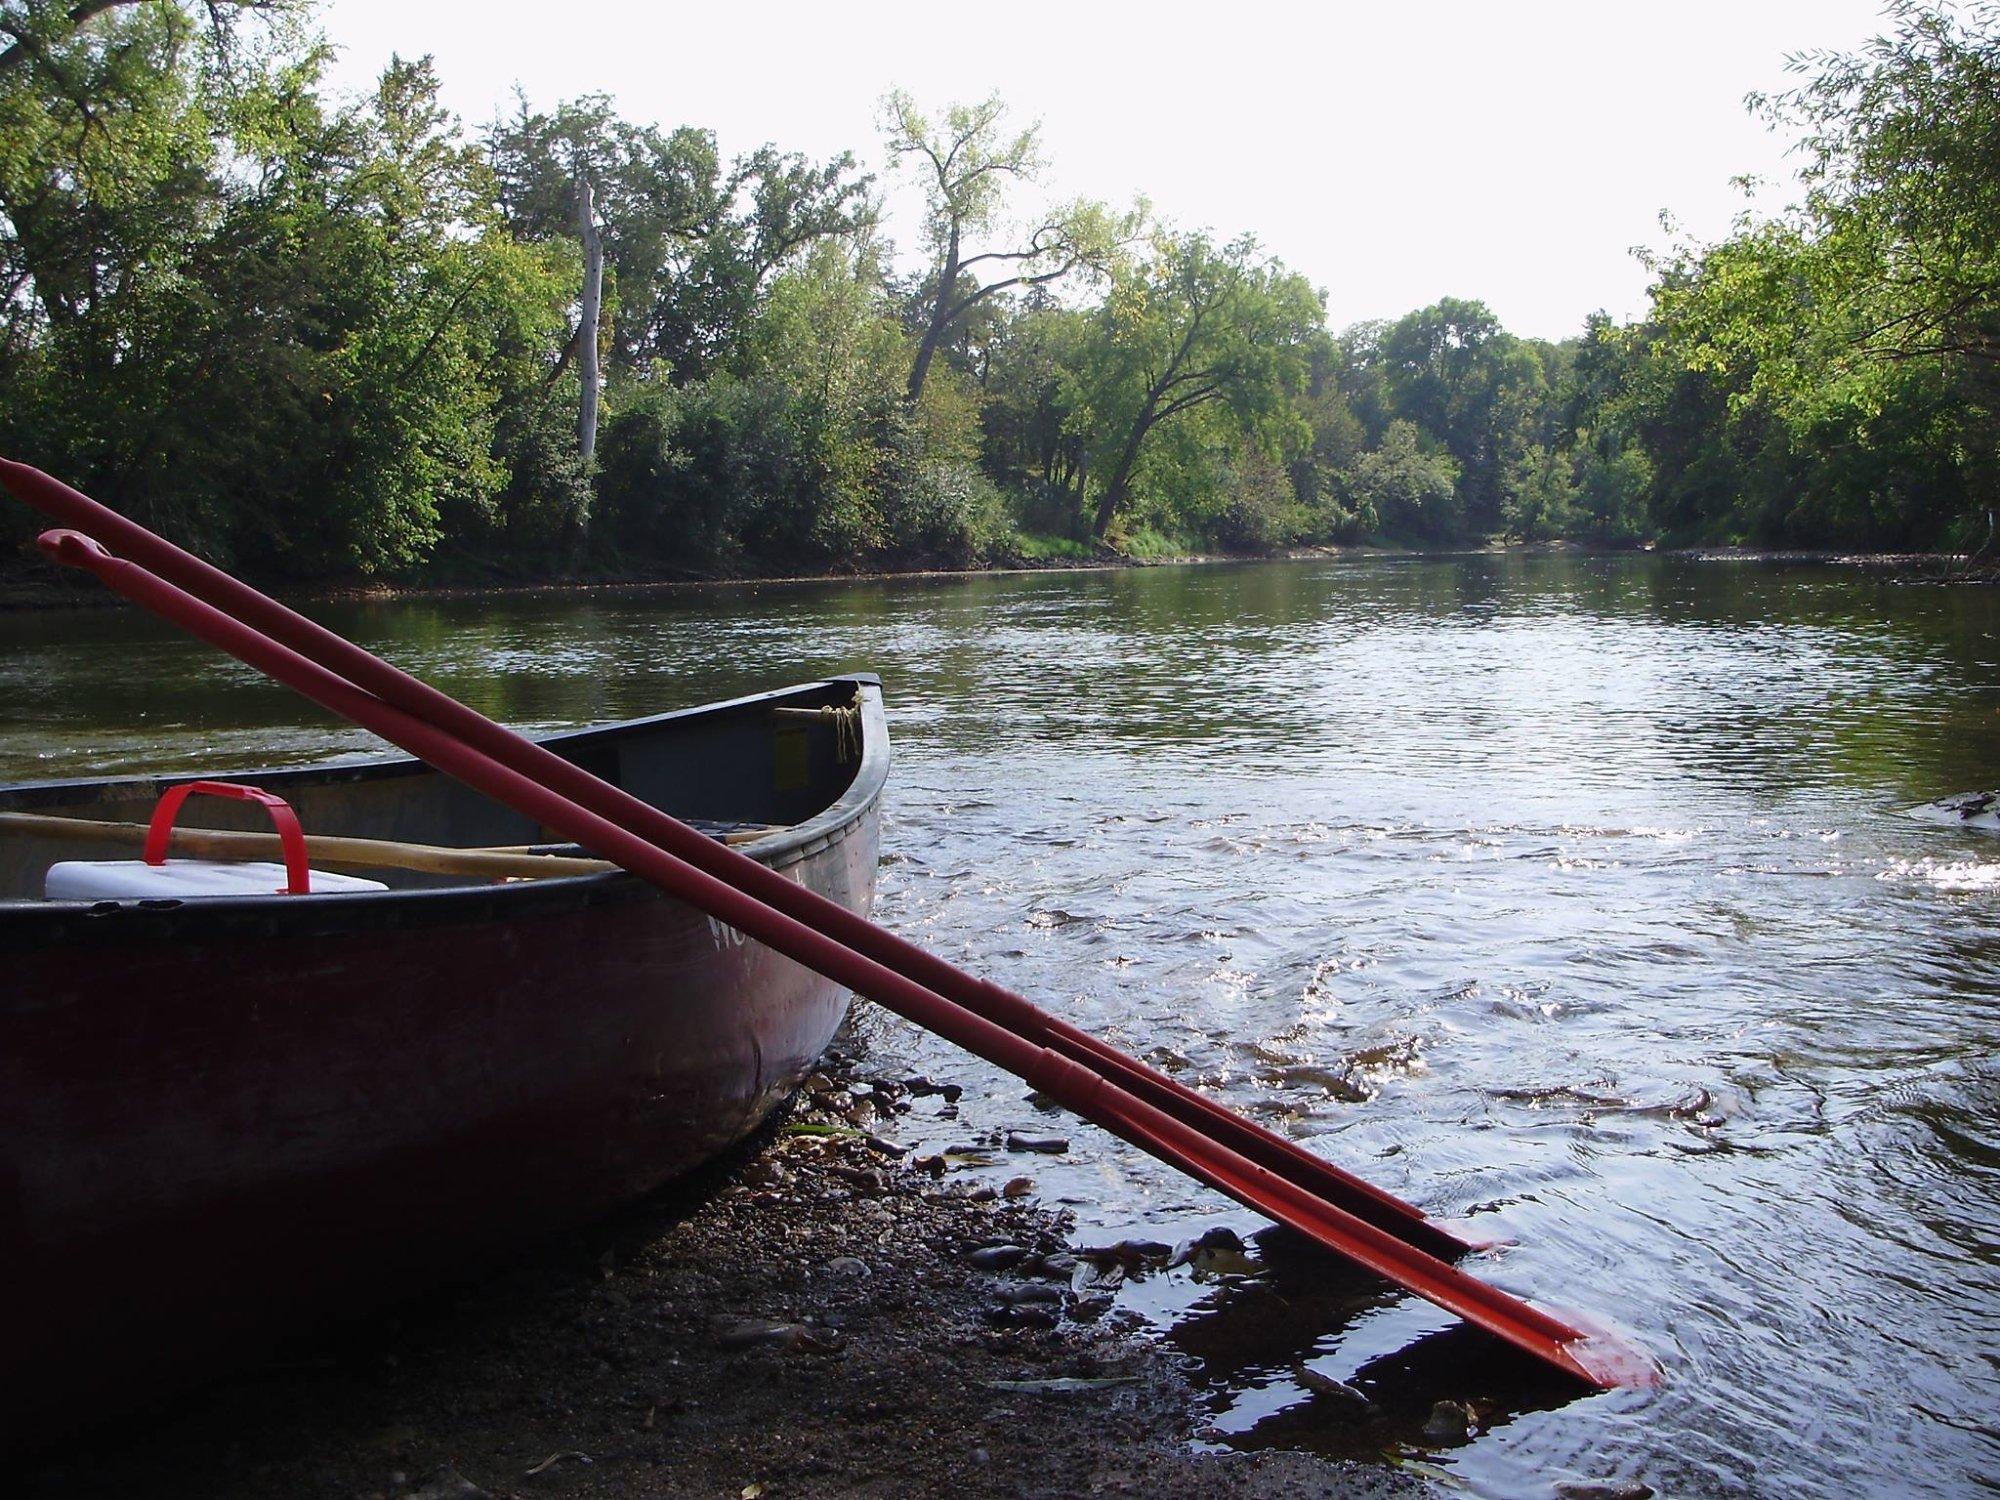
[0,455,1465,1257]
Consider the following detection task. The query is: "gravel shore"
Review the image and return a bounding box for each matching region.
[22,1035,1425,1500]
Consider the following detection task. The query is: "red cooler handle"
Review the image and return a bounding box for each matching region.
[145,780,311,894]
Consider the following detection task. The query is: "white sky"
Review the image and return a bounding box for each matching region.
[318,0,1894,342]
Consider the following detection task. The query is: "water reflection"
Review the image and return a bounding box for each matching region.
[4,554,2000,1496]
[1143,1226,1586,1462]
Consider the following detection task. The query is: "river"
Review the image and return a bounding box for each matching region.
[3,554,1996,1497]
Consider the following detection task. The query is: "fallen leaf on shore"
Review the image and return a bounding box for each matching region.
[523,1451,591,1476]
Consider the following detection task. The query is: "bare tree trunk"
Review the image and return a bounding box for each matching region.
[576,168,603,468]
[907,297,954,404]
[906,228,959,404]
[1092,415,1152,539]
[1072,449,1088,539]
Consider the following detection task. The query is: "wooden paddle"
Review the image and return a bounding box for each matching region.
[0,810,614,880]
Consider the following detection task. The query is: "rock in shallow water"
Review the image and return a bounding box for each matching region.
[1292,1364,1369,1406]
[1005,1131,1069,1154]
[1421,1398,1472,1443]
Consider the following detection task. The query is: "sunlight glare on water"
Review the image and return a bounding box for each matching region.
[3,554,1997,1496]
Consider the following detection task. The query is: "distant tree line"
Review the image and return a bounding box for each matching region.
[1,0,1993,584]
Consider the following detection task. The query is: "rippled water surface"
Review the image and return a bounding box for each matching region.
[5,555,1999,1497]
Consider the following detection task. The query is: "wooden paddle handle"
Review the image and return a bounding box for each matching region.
[0,811,613,881]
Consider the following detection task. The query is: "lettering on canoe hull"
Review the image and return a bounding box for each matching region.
[706,865,804,951]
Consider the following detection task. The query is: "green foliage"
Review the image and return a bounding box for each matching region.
[0,15,579,577]
[1008,531,1093,561]
[486,95,872,382]
[1072,231,1321,541]
[1350,421,1462,542]
[881,89,1137,404]
[1117,524,1191,559]
[1608,1,1998,548]
[1372,298,1550,534]
[1504,446,1580,542]
[2,6,1991,582]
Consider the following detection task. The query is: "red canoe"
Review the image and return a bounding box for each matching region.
[0,676,888,1438]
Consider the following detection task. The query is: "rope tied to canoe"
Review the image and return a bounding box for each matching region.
[824,692,862,764]
[770,690,862,762]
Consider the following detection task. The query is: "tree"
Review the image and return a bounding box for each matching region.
[976,294,1092,530]
[1766,0,2000,374]
[1071,232,1321,541]
[1349,420,1461,540]
[1503,444,1579,540]
[487,98,872,383]
[0,0,287,78]
[1375,297,1549,535]
[880,89,1129,404]
[0,30,581,576]
[575,164,602,465]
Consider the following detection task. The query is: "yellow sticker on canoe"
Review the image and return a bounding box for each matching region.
[773,727,809,793]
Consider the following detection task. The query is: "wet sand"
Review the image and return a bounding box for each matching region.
[21,1034,1425,1500]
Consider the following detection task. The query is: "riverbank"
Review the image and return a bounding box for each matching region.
[20,1030,1426,1500]
[1,536,1976,614]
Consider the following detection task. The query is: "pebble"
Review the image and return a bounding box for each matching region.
[994,1282,1063,1306]
[1079,1238,1172,1267]
[1071,1260,1124,1294]
[404,1469,491,1500]
[985,1303,1059,1330]
[850,1167,889,1195]
[967,1244,1029,1271]
[1005,1131,1069,1154]
[823,1256,871,1278]
[1192,1225,1244,1251]
[1421,1399,1472,1443]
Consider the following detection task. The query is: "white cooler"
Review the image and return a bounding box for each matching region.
[44,779,388,900]
[45,858,386,900]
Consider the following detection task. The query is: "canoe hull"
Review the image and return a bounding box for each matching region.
[0,677,886,1436]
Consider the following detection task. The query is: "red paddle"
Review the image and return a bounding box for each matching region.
[7,462,1652,1390]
